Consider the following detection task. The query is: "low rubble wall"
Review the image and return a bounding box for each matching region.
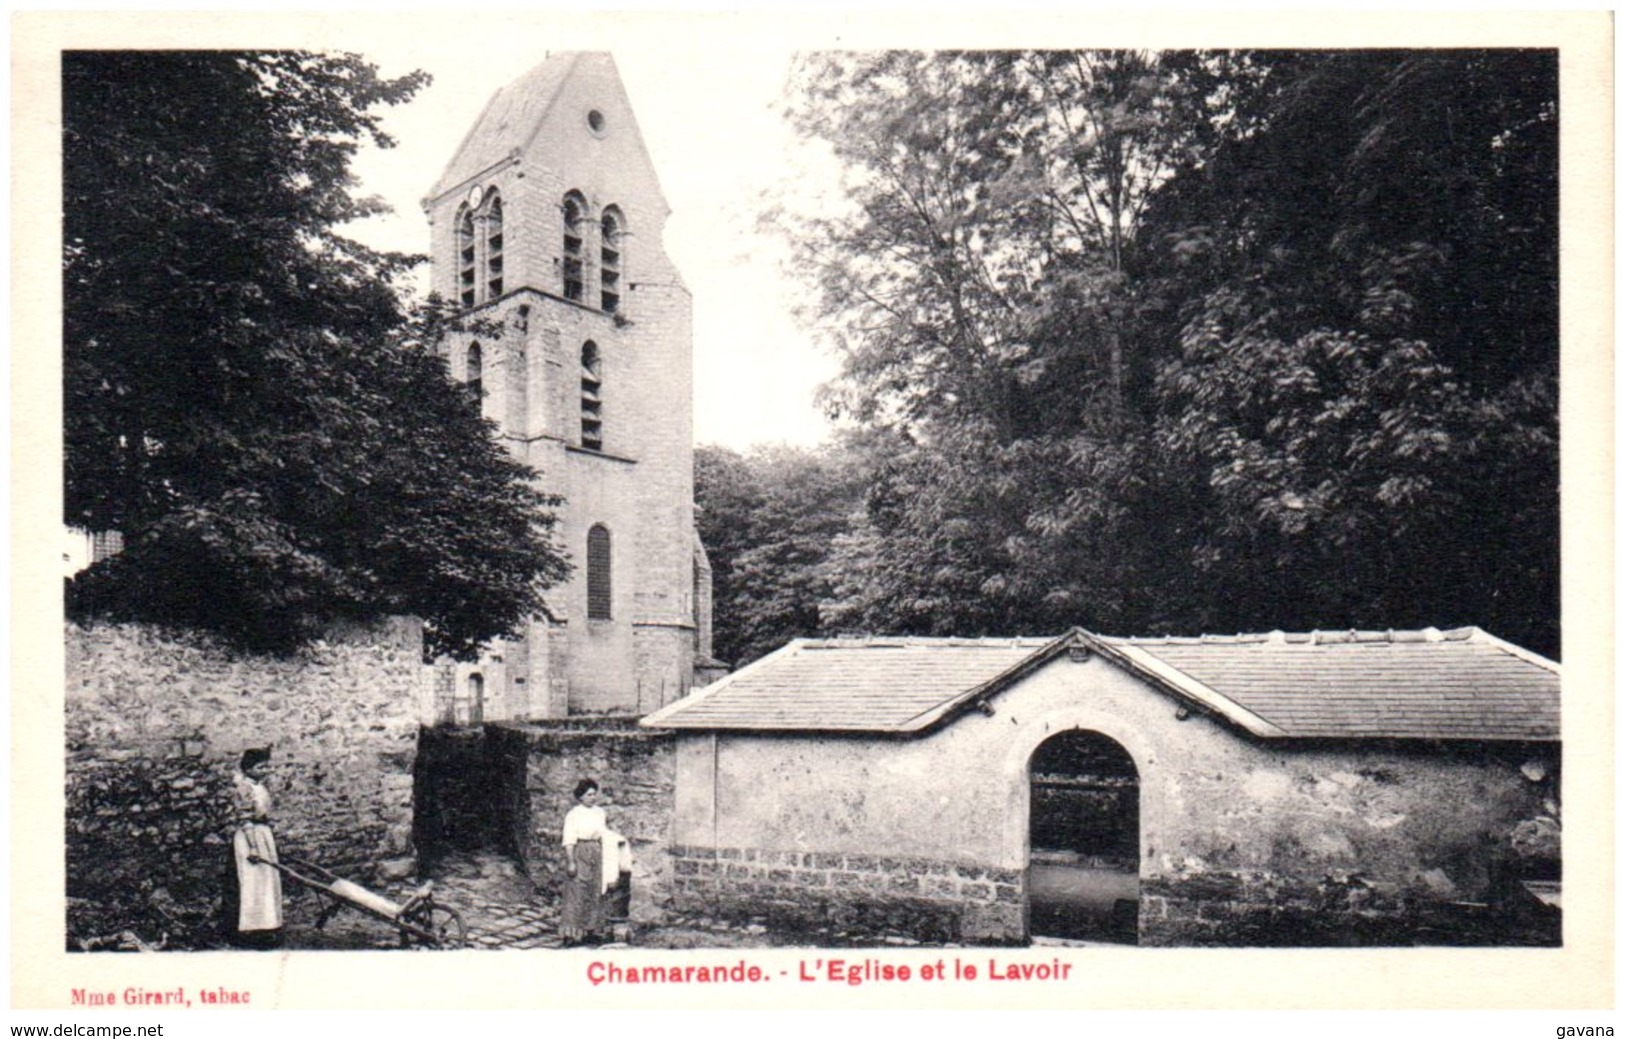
[65,618,423,946]
[487,721,677,923]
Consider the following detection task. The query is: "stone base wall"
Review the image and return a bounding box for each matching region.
[65,618,424,945]
[1140,871,1561,947]
[488,721,675,922]
[667,845,1025,943]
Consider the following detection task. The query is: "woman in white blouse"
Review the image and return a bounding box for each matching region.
[560,778,613,946]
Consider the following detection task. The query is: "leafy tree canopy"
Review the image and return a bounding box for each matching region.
[1138,51,1558,651]
[769,49,1558,657]
[64,51,569,658]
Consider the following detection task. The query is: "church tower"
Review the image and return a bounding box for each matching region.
[423,53,720,721]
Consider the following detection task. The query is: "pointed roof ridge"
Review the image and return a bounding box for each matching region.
[425,52,584,203]
[516,50,598,160]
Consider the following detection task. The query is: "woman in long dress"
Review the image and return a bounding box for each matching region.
[559,778,609,946]
[227,747,283,949]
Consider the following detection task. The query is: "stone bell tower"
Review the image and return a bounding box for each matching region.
[422,52,721,722]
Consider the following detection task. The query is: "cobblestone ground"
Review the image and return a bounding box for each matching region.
[282,851,562,951]
[280,850,761,951]
[293,875,806,950]
[423,850,558,950]
[279,850,975,952]
[82,850,1094,952]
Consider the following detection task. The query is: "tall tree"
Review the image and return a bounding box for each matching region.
[778,50,1205,440]
[1140,50,1559,653]
[774,51,1214,638]
[772,49,1558,655]
[64,51,569,657]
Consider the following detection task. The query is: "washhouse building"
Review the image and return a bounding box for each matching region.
[642,627,1561,945]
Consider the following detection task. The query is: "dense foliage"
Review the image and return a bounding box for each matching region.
[64,51,569,657]
[751,49,1558,657]
[695,443,865,666]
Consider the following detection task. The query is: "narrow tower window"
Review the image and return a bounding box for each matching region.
[600,206,623,314]
[562,192,586,302]
[580,340,603,450]
[466,341,483,400]
[586,524,612,620]
[485,193,504,299]
[457,205,477,307]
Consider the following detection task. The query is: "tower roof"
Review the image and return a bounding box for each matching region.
[426,52,642,205]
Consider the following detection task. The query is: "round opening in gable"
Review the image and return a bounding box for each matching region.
[587,109,606,135]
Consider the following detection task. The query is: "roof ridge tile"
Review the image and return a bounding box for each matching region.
[1103,626,1496,645]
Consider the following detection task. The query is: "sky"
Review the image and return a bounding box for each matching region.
[336,33,843,452]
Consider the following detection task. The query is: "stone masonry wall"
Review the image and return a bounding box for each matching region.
[489,720,675,922]
[667,846,1025,943]
[65,618,423,943]
[1135,868,1539,947]
[1133,738,1561,947]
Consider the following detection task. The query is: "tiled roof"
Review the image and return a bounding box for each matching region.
[643,628,1559,742]
[427,53,581,201]
[1097,627,1559,740]
[641,637,1060,733]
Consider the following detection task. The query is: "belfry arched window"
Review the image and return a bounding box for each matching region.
[600,206,623,314]
[457,205,477,307]
[562,192,587,303]
[586,524,612,620]
[466,341,483,399]
[484,193,504,299]
[580,340,603,450]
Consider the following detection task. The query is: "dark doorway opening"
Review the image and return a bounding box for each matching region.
[1028,730,1140,943]
[412,726,519,869]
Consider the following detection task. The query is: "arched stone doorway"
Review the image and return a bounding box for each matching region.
[1028,729,1140,943]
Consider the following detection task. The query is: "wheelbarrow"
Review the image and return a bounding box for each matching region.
[249,855,467,949]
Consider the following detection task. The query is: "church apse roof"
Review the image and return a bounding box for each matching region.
[641,627,1560,741]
